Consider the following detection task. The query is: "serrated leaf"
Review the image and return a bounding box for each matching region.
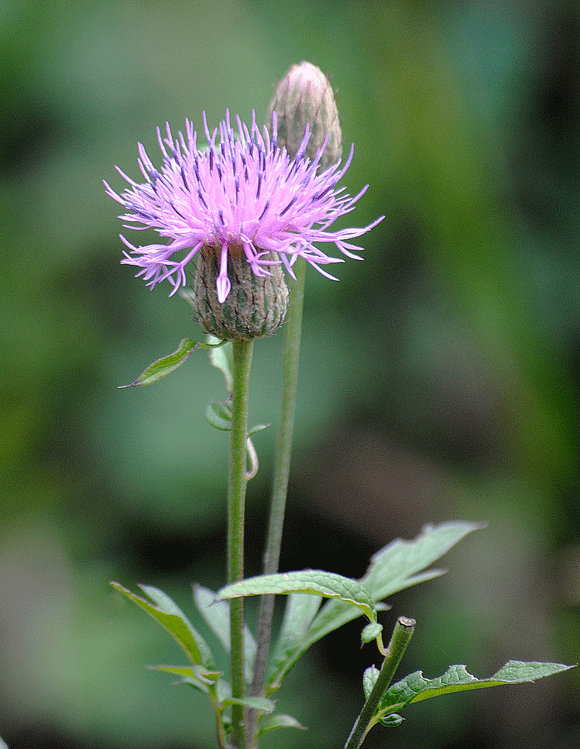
[217,571,377,623]
[111,582,214,669]
[193,584,257,683]
[258,713,308,735]
[266,522,482,692]
[380,661,574,716]
[222,696,276,713]
[208,337,234,393]
[118,338,198,387]
[205,399,233,430]
[149,664,222,694]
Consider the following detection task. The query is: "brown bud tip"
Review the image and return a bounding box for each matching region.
[267,61,342,171]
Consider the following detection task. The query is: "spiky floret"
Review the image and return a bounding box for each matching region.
[105,111,383,303]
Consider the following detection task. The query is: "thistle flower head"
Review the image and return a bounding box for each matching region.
[104,111,383,307]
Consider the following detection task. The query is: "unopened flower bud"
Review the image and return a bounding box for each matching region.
[193,247,289,341]
[267,61,342,170]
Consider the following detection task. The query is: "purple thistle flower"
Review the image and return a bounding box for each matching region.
[105,111,383,304]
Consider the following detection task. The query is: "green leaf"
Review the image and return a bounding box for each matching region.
[361,622,383,644]
[258,713,308,735]
[118,338,198,387]
[205,399,233,430]
[268,593,323,684]
[222,696,276,713]
[205,399,269,438]
[379,713,404,727]
[380,661,574,716]
[362,521,485,601]
[150,664,222,683]
[266,522,482,692]
[111,582,214,669]
[208,337,234,393]
[247,422,270,437]
[363,665,380,700]
[149,664,222,694]
[217,570,378,623]
[309,522,482,649]
[193,584,257,683]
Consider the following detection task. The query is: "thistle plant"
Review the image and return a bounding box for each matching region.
[104,62,572,749]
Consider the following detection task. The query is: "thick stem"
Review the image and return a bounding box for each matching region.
[228,340,254,749]
[344,617,416,749]
[247,258,307,745]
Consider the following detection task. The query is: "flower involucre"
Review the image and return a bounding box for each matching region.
[105,111,383,307]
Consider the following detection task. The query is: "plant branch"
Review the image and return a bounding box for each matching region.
[247,258,307,744]
[228,339,254,749]
[344,617,416,749]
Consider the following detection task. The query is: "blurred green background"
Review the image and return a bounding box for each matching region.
[1,0,579,747]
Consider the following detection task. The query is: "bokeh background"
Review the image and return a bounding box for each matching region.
[1,1,579,747]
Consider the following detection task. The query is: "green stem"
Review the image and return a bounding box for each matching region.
[247,258,307,744]
[228,339,254,749]
[344,617,416,749]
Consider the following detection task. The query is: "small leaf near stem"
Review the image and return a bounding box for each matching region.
[209,337,234,393]
[245,437,259,480]
[118,337,226,388]
[118,338,198,387]
[344,617,416,749]
[258,713,307,736]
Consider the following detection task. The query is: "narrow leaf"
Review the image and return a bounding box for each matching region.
[150,664,222,683]
[381,661,574,715]
[362,521,485,601]
[247,422,270,437]
[208,337,234,393]
[193,584,257,683]
[310,522,482,646]
[222,696,276,713]
[111,582,214,668]
[217,570,377,623]
[149,664,222,694]
[205,399,233,431]
[258,713,308,735]
[118,338,198,387]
